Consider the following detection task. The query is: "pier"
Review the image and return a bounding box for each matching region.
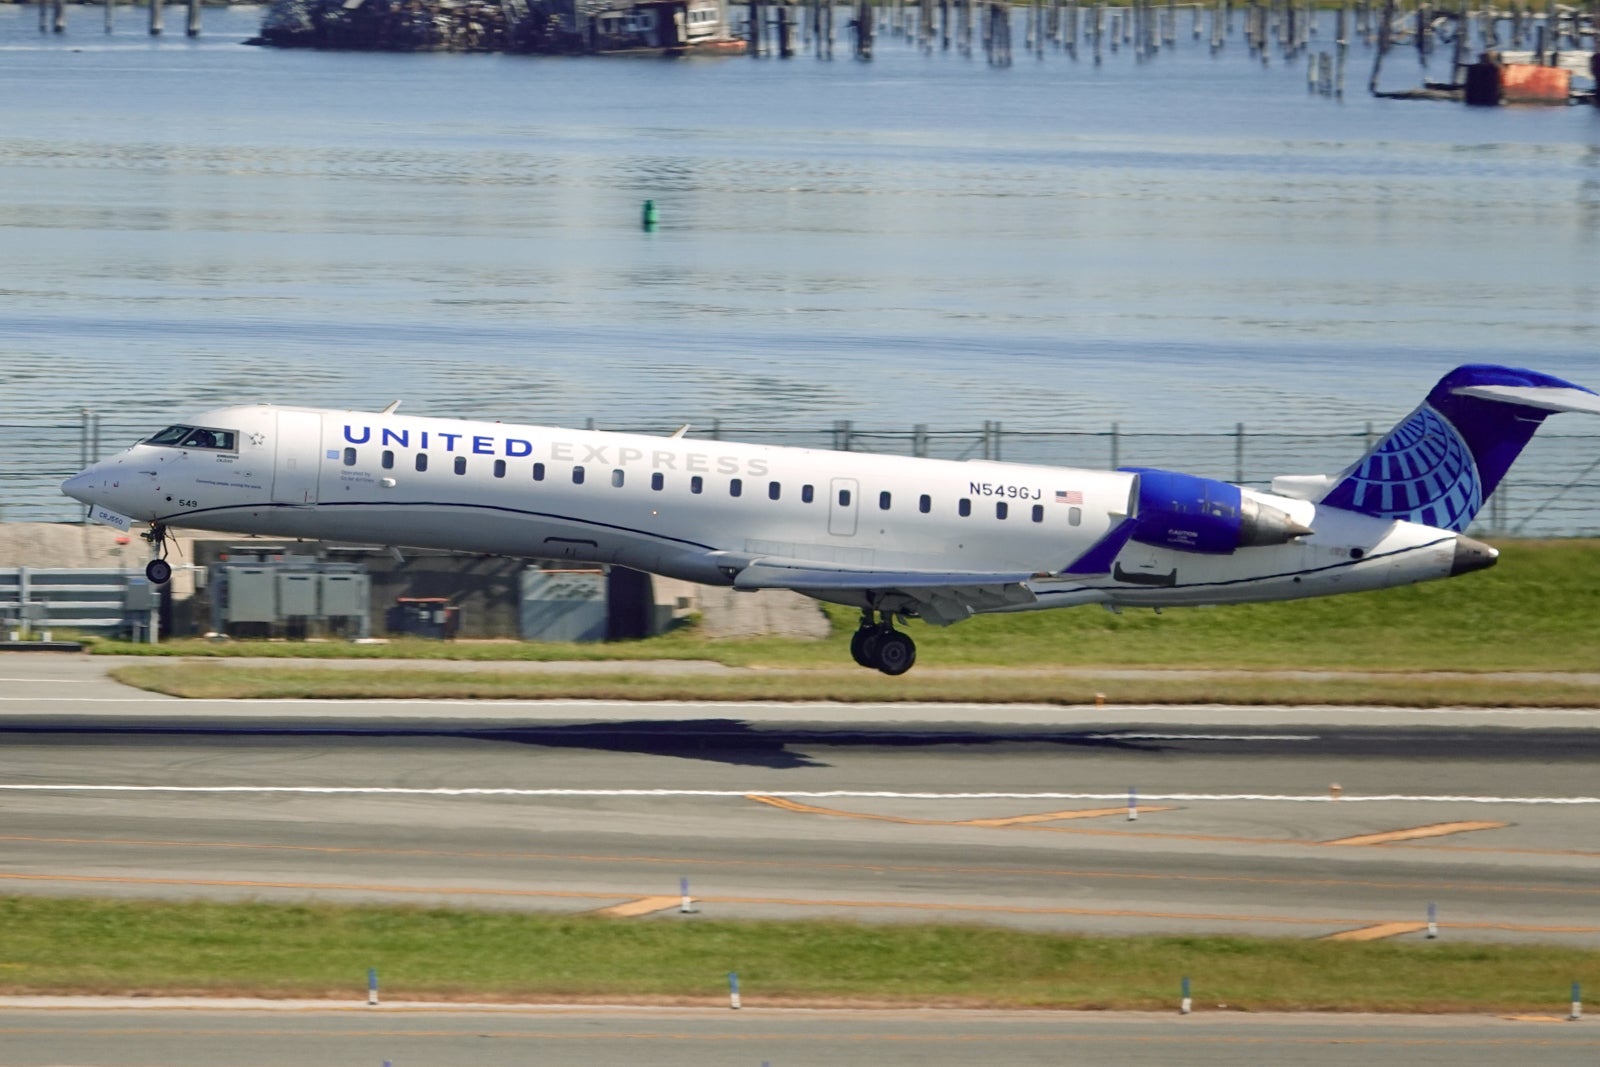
[26,0,1600,101]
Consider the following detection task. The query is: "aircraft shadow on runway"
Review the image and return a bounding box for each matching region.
[1,718,1178,769]
[10,720,1591,769]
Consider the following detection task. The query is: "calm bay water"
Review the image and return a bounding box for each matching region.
[2,5,1598,525]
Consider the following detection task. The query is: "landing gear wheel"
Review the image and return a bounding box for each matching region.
[874,630,917,676]
[854,628,885,670]
[145,558,172,585]
[850,627,877,668]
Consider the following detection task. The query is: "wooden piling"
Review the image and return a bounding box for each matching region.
[105,0,115,33]
[51,0,65,33]
[186,0,200,36]
[149,0,162,36]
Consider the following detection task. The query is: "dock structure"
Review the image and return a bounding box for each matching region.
[253,0,738,51]
[40,0,1600,101]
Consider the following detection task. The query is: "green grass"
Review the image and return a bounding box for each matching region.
[91,539,1600,673]
[109,662,1600,706]
[0,897,1594,1011]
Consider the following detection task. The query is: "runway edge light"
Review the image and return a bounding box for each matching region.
[680,876,698,914]
[729,971,742,1010]
[368,967,378,1006]
[1571,981,1582,1021]
[1180,975,1191,1015]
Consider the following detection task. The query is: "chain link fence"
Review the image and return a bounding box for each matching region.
[7,410,1597,537]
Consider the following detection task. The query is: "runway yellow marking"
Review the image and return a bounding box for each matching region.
[747,795,1169,827]
[1320,921,1430,942]
[590,896,680,918]
[958,806,1173,827]
[4,833,1597,898]
[1322,821,1509,847]
[6,872,1599,935]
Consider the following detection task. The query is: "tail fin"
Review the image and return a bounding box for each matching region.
[1318,364,1600,532]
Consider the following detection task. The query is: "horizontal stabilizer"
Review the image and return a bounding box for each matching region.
[1451,383,1600,416]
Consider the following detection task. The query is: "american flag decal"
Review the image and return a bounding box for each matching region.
[1055,489,1083,504]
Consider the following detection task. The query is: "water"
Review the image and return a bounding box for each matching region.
[2,5,1598,527]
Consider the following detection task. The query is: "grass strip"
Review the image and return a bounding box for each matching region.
[1,897,1596,1012]
[110,662,1600,706]
[89,539,1600,673]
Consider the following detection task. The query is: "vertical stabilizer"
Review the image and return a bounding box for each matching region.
[1318,365,1599,531]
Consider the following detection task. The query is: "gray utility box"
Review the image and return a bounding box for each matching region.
[276,572,319,618]
[519,567,607,642]
[320,573,368,618]
[211,562,370,638]
[221,567,279,624]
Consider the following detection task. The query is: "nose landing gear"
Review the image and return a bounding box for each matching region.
[142,523,174,586]
[850,609,917,675]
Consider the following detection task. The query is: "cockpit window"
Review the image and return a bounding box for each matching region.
[146,426,192,446]
[146,425,237,451]
[180,427,236,450]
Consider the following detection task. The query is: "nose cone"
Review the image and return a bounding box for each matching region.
[61,470,96,504]
[1451,535,1499,577]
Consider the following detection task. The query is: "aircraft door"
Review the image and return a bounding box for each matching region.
[827,477,859,536]
[271,410,323,505]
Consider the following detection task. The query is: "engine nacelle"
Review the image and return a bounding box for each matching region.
[1124,468,1312,555]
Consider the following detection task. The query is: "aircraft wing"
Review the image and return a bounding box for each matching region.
[730,558,1038,626]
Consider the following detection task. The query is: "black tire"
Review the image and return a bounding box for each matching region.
[855,628,886,670]
[849,628,876,668]
[875,631,916,676]
[145,558,172,585]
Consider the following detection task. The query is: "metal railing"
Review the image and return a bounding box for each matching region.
[6,410,1597,538]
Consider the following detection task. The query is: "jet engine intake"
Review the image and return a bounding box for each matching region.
[1125,468,1312,555]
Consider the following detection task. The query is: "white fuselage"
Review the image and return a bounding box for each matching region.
[63,403,1471,616]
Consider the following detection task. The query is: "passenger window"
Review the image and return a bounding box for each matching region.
[691,475,704,494]
[996,502,1008,520]
[1032,503,1044,523]
[730,478,743,498]
[573,465,585,485]
[1069,506,1082,526]
[381,450,394,470]
[839,488,852,507]
[343,447,357,466]
[454,456,467,475]
[879,491,891,511]
[769,481,781,501]
[533,462,545,481]
[415,453,428,473]
[802,484,814,504]
[493,459,506,479]
[612,469,625,488]
[651,472,664,491]
[958,498,971,517]
[919,494,931,514]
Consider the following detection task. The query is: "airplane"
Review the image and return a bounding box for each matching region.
[61,363,1600,674]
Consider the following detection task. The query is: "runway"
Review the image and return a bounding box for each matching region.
[0,1002,1597,1067]
[2,654,1598,944]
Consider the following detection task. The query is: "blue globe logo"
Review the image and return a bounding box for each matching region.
[1342,405,1481,531]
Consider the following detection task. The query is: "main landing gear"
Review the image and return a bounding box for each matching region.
[142,523,173,586]
[850,610,917,676]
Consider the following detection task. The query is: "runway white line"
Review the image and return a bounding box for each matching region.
[1084,734,1318,741]
[2,697,1599,716]
[1,785,1596,804]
